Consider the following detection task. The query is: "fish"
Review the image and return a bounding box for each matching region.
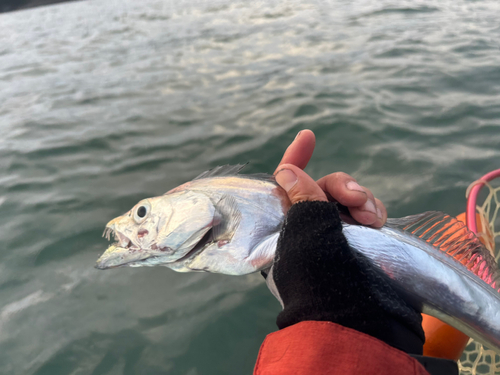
[96,165,500,353]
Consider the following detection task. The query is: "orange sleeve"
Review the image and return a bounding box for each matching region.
[254,321,430,375]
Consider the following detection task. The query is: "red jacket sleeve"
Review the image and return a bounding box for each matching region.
[254,321,430,375]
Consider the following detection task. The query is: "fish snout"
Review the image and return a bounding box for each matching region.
[106,216,123,230]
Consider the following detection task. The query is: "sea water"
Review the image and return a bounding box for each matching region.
[1,0,500,373]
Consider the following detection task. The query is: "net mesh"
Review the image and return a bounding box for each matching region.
[458,182,500,375]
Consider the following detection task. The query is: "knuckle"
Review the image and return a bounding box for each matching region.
[335,171,350,180]
[329,172,351,183]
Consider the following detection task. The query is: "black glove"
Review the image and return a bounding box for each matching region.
[264,200,425,355]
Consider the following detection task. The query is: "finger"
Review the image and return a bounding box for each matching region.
[316,172,368,207]
[349,186,381,226]
[275,164,328,204]
[275,129,315,172]
[373,198,387,227]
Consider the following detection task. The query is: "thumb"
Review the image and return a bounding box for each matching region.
[275,164,328,204]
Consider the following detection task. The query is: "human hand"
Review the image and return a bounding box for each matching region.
[274,129,387,228]
[264,130,424,355]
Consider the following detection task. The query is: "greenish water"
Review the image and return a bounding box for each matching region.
[1,0,500,374]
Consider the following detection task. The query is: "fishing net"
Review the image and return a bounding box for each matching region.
[458,170,500,375]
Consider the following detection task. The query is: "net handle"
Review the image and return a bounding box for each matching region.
[466,168,500,234]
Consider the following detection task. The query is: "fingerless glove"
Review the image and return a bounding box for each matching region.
[271,201,425,355]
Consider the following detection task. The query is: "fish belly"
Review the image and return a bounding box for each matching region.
[343,224,500,353]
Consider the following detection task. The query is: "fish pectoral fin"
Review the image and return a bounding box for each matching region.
[212,194,242,243]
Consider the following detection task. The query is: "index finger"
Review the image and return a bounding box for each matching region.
[316,173,368,207]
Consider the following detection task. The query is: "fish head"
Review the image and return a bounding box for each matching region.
[95,190,216,269]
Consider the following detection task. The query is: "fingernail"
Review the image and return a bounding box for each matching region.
[346,181,364,192]
[275,169,298,192]
[361,199,377,215]
[295,131,302,140]
[377,207,383,220]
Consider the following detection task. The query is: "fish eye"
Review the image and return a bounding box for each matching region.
[137,206,147,218]
[133,201,150,223]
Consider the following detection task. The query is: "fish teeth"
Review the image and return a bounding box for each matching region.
[104,228,133,248]
[102,228,113,241]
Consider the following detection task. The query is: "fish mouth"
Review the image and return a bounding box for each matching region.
[95,228,144,270]
[103,227,138,250]
[95,228,213,270]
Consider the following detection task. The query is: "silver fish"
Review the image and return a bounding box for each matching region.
[96,165,500,353]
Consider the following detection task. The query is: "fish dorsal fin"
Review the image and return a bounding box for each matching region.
[212,194,242,243]
[386,211,500,292]
[193,164,276,183]
[194,164,248,180]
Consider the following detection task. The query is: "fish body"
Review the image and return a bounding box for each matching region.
[96,165,500,353]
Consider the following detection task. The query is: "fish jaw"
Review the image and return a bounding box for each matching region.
[96,223,214,269]
[96,244,149,269]
[95,243,186,269]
